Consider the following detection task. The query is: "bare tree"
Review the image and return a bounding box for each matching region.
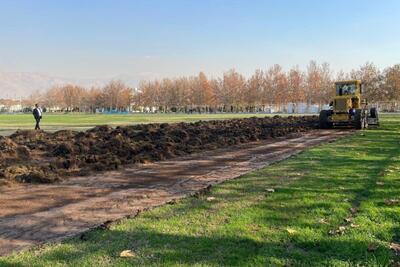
[246,69,264,112]
[287,66,305,112]
[383,64,400,101]
[351,62,383,102]
[221,69,246,112]
[102,80,132,111]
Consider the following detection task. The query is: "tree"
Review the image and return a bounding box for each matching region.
[319,63,333,106]
[43,86,63,110]
[83,87,103,113]
[102,80,132,111]
[61,84,85,111]
[221,69,246,112]
[200,72,215,109]
[287,66,305,112]
[246,69,264,112]
[191,72,215,112]
[351,62,383,102]
[268,64,288,112]
[305,61,333,109]
[383,64,400,101]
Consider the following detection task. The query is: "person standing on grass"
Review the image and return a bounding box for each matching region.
[32,103,42,130]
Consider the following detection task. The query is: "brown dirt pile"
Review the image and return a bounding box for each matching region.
[0,116,318,184]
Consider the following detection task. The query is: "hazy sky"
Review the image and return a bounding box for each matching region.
[1,0,400,79]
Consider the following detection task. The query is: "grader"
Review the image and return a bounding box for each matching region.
[319,80,379,129]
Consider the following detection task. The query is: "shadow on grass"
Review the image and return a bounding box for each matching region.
[0,229,390,267]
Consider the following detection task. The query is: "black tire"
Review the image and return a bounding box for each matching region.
[369,107,379,126]
[319,110,332,129]
[370,107,377,118]
[354,109,363,129]
[370,107,379,123]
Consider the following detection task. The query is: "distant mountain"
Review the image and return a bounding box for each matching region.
[0,72,65,99]
[0,72,143,99]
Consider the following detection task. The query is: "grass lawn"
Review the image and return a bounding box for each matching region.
[0,113,296,136]
[1,115,400,266]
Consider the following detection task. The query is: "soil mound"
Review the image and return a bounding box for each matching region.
[0,116,318,184]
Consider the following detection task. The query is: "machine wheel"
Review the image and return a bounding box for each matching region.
[354,109,363,129]
[369,107,380,126]
[319,110,332,129]
[370,107,378,118]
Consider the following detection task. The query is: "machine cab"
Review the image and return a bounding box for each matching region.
[335,80,362,97]
[333,80,362,113]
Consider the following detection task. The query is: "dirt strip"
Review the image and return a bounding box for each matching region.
[0,130,352,256]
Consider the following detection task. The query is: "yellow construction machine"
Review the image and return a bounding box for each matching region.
[319,80,379,129]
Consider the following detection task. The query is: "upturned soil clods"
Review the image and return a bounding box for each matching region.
[0,116,318,184]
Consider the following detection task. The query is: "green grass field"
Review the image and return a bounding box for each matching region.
[0,113,292,136]
[1,115,400,266]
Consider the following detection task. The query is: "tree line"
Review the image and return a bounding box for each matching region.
[25,61,400,113]
[26,80,133,113]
